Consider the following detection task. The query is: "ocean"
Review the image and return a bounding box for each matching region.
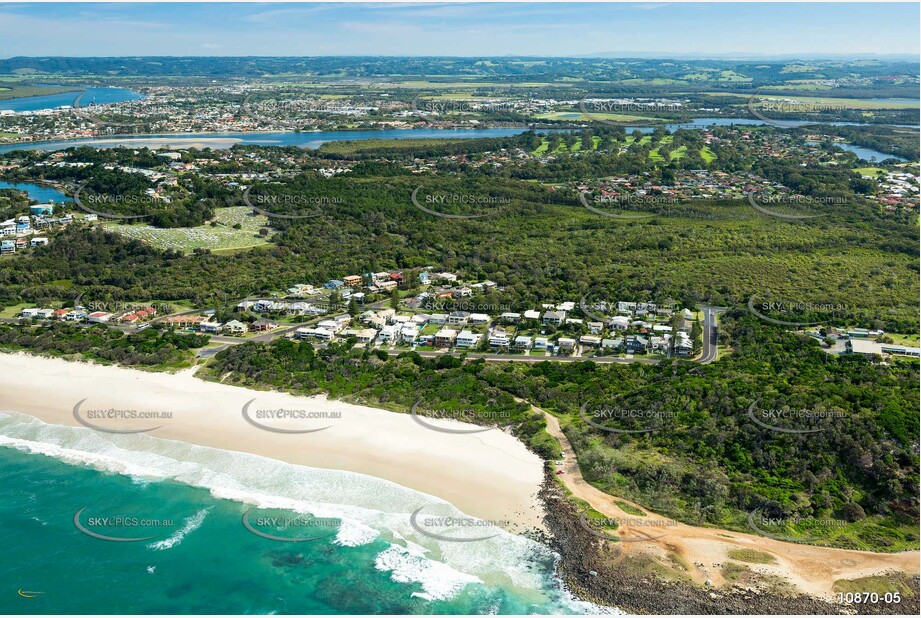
[0,411,606,615]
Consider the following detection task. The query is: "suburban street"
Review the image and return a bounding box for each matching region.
[697,305,726,364]
[6,297,722,367]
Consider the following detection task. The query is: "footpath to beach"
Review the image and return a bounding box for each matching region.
[538,405,919,602]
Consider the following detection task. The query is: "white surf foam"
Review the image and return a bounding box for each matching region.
[0,410,611,611]
[374,544,481,602]
[148,507,211,551]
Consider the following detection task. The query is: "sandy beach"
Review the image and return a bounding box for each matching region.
[0,352,546,530]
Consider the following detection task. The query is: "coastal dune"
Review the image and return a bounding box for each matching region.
[0,352,546,531]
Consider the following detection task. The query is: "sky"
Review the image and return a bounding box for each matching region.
[0,2,918,58]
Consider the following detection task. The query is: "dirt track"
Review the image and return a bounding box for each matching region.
[539,407,919,601]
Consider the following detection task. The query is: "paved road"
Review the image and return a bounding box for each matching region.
[697,305,726,364]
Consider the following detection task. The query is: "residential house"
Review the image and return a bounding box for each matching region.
[580,335,601,348]
[468,313,490,325]
[86,311,112,324]
[250,319,277,332]
[513,335,532,350]
[200,321,223,334]
[625,335,649,353]
[434,328,457,348]
[556,337,576,352]
[523,310,541,321]
[456,330,481,348]
[675,332,693,355]
[400,326,418,344]
[587,322,604,335]
[488,332,511,348]
[542,310,566,325]
[447,311,470,326]
[294,327,334,341]
[533,337,549,350]
[500,312,521,324]
[224,320,247,334]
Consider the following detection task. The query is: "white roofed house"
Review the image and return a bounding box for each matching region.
[317,319,342,332]
[513,335,532,350]
[377,325,399,343]
[609,316,630,331]
[223,319,247,334]
[542,310,567,325]
[500,312,521,324]
[533,337,549,350]
[468,313,490,325]
[587,322,604,335]
[523,310,541,321]
[455,330,481,348]
[488,332,511,348]
[400,325,419,344]
[428,313,449,325]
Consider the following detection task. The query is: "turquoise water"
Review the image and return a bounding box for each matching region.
[0,181,72,203]
[0,87,142,113]
[0,412,604,615]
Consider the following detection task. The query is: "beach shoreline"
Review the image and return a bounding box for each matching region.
[0,352,546,533]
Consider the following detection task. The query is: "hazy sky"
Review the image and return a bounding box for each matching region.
[0,2,918,58]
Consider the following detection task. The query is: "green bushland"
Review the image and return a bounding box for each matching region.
[204,311,919,552]
[0,321,209,369]
[0,85,81,101]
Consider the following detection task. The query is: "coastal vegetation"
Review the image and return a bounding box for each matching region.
[199,311,919,552]
[0,321,208,368]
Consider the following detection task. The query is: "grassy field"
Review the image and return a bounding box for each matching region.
[853,167,888,176]
[105,207,273,254]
